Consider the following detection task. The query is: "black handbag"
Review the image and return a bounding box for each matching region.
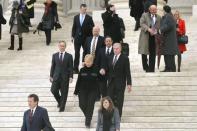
[178,35,188,44]
[54,22,62,30]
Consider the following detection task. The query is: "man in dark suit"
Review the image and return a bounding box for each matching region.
[50,41,73,112]
[129,0,144,31]
[21,94,54,131]
[97,36,114,97]
[83,26,105,66]
[72,4,94,74]
[107,43,132,117]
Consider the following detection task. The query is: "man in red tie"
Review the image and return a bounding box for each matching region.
[21,94,54,131]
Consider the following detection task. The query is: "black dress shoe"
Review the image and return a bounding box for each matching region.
[8,47,14,50]
[59,108,64,112]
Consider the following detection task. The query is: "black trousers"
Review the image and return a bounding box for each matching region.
[78,89,97,122]
[99,79,107,98]
[134,17,140,30]
[51,77,69,110]
[142,35,156,72]
[74,37,85,70]
[45,29,51,45]
[164,55,176,71]
[108,80,125,117]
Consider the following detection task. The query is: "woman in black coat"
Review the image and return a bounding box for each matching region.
[8,1,29,51]
[74,54,99,128]
[0,4,6,40]
[42,0,59,45]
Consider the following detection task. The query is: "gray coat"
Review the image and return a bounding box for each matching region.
[138,12,161,55]
[160,13,179,55]
[96,108,120,131]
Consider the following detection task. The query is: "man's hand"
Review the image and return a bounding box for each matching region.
[69,78,73,83]
[127,85,132,93]
[99,68,106,75]
[49,77,53,83]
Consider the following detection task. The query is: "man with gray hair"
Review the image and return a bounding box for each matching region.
[107,43,132,117]
[50,41,73,112]
[138,5,161,72]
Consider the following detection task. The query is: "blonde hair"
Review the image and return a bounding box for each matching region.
[174,10,181,19]
[84,54,94,63]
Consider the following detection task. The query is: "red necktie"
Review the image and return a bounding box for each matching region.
[29,110,33,124]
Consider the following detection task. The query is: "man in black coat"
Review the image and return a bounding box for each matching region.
[21,94,54,131]
[50,41,73,112]
[24,0,36,26]
[129,0,144,31]
[160,5,179,72]
[97,36,114,97]
[102,4,122,43]
[107,43,132,117]
[72,4,94,74]
[0,4,6,40]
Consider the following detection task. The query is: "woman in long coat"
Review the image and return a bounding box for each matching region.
[160,5,179,72]
[0,3,7,40]
[8,1,29,51]
[174,10,187,72]
[42,0,59,45]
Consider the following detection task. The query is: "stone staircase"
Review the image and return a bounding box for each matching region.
[0,4,197,131]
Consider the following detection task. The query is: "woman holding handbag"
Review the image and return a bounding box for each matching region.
[96,96,120,131]
[174,10,187,72]
[42,0,59,45]
[0,3,7,40]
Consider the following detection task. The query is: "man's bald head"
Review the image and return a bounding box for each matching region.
[149,5,157,15]
[92,26,100,36]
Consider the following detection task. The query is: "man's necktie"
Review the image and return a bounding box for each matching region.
[112,55,118,67]
[29,110,33,124]
[107,48,110,55]
[151,15,155,27]
[91,37,96,57]
[60,53,63,62]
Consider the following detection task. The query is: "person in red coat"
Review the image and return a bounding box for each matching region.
[174,10,187,72]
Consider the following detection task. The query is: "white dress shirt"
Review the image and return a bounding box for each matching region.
[105,46,112,54]
[59,51,65,61]
[151,14,156,25]
[31,106,37,116]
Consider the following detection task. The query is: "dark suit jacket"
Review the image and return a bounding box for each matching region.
[21,106,54,131]
[71,14,94,39]
[107,54,132,90]
[50,52,73,81]
[97,46,114,70]
[83,36,105,64]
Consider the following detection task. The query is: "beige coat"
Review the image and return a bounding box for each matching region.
[138,12,161,55]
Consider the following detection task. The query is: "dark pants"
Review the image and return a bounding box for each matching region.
[142,35,156,72]
[51,77,69,110]
[164,55,176,72]
[78,89,97,123]
[134,17,140,30]
[99,79,107,98]
[108,80,125,118]
[74,37,85,70]
[45,29,51,45]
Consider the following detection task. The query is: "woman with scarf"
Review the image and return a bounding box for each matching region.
[42,0,59,45]
[74,54,99,128]
[8,0,29,51]
[96,96,120,131]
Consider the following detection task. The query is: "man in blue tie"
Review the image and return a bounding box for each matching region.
[72,4,94,74]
